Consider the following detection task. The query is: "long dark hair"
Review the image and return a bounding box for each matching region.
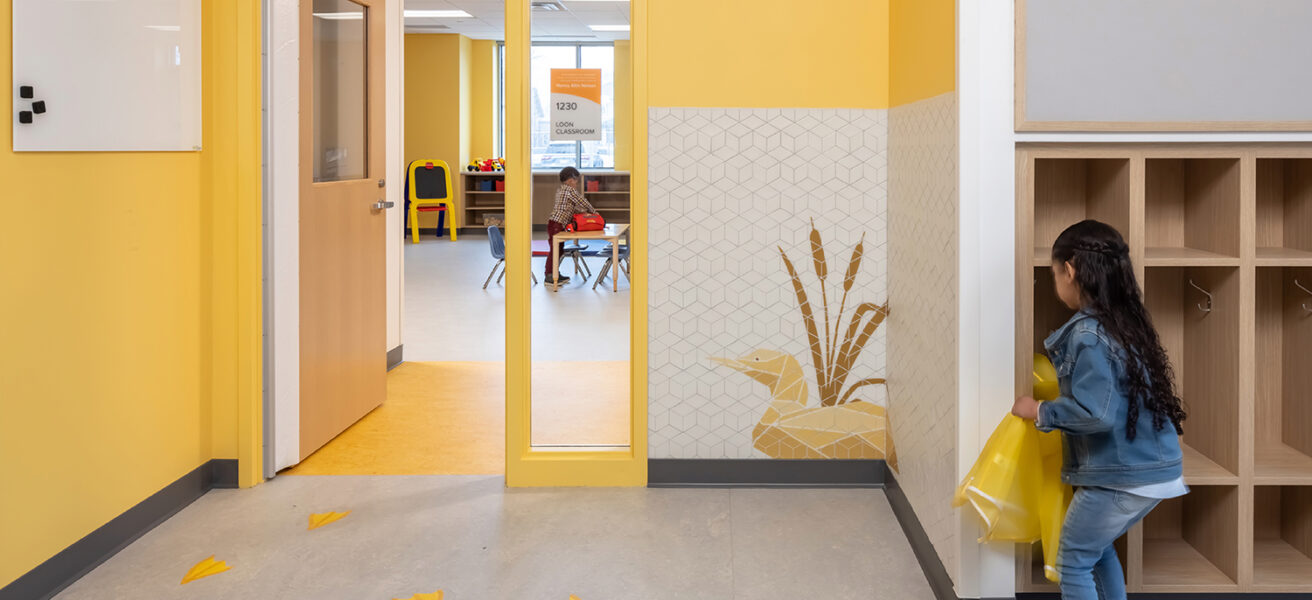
[1052,220,1186,439]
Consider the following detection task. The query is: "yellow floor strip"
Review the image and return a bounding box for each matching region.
[284,361,629,476]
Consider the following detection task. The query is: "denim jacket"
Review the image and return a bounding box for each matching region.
[1037,310,1183,487]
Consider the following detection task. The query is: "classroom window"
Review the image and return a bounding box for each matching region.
[498,43,615,170]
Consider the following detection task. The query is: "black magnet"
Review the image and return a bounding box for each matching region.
[18,111,33,124]
[32,100,45,114]
[19,85,33,99]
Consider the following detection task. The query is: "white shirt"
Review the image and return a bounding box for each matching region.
[1103,476,1189,499]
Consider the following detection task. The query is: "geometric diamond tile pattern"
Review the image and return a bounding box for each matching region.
[888,91,959,581]
[648,107,889,459]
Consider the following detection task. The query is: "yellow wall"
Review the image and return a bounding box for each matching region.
[614,41,632,171]
[649,0,890,108]
[0,0,262,588]
[404,33,475,228]
[890,0,955,105]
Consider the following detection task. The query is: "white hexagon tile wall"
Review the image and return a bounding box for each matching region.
[647,107,890,460]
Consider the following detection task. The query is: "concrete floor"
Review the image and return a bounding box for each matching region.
[403,234,630,363]
[53,477,934,600]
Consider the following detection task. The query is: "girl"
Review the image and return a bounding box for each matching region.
[1012,220,1188,600]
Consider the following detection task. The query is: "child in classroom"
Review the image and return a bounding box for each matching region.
[1011,220,1189,600]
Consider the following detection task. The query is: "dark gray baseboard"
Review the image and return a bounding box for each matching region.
[208,458,239,489]
[0,459,236,600]
[884,464,958,600]
[647,458,886,488]
[387,345,404,371]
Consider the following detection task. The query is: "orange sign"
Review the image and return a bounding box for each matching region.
[550,69,602,141]
[550,69,602,104]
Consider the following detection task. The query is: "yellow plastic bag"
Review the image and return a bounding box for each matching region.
[953,414,1044,542]
[953,354,1072,583]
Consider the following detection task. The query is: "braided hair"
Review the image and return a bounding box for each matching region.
[1052,220,1186,440]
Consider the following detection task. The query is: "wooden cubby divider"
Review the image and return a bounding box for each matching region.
[1016,144,1312,594]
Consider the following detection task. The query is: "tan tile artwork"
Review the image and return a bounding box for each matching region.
[648,107,888,460]
[712,221,895,465]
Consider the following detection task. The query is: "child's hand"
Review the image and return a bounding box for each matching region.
[1012,396,1040,421]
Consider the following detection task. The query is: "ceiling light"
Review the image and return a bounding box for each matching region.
[404,9,472,18]
[588,24,629,31]
[313,12,363,20]
[144,25,181,31]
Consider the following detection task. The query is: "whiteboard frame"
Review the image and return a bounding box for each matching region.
[1015,0,1312,133]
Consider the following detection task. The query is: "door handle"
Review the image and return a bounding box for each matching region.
[372,200,395,210]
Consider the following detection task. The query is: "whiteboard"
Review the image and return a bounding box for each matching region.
[12,0,202,151]
[1021,0,1312,129]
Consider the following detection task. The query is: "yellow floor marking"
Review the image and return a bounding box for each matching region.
[393,592,443,600]
[307,511,351,530]
[180,556,230,584]
[285,361,629,475]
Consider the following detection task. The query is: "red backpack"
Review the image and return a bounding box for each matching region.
[572,213,605,232]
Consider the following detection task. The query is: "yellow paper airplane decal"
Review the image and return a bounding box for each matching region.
[307,511,351,530]
[180,556,230,584]
[570,595,581,600]
[393,591,443,600]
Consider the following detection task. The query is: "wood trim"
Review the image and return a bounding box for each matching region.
[1013,1,1312,133]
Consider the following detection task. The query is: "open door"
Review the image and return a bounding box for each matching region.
[299,0,388,459]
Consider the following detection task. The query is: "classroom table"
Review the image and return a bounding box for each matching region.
[550,223,630,292]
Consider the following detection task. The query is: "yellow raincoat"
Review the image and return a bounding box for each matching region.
[953,355,1073,583]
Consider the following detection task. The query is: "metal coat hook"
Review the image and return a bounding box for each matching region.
[1188,279,1213,313]
[1295,279,1312,313]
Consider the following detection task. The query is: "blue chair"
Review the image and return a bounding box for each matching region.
[592,242,631,290]
[484,226,538,289]
[563,241,592,280]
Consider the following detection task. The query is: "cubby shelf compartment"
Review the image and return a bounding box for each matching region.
[1254,486,1312,591]
[1145,158,1241,264]
[1256,267,1312,484]
[1144,267,1241,481]
[1141,486,1240,590]
[1031,268,1076,353]
[1033,158,1132,251]
[1257,159,1312,267]
[1021,537,1128,591]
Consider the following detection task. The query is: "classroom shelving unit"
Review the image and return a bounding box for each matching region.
[460,170,630,233]
[1016,144,1312,594]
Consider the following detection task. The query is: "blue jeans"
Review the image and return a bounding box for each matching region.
[1057,487,1159,600]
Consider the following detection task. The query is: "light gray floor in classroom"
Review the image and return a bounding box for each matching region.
[404,233,631,363]
[53,476,934,600]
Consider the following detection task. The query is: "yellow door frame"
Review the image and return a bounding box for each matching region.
[504,0,648,486]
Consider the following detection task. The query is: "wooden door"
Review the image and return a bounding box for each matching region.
[299,0,388,459]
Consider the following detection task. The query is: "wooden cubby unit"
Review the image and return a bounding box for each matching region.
[1017,144,1312,594]
[1020,536,1128,592]
[1255,267,1312,484]
[1142,486,1240,590]
[1144,158,1242,266]
[1253,486,1312,591]
[1144,267,1240,481]
[1257,159,1312,266]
